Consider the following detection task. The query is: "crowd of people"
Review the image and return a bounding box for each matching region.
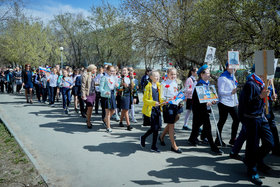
[0,62,279,185]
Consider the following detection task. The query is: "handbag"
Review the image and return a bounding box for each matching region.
[143,115,151,126]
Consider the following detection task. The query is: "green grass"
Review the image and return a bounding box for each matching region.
[0,123,47,186]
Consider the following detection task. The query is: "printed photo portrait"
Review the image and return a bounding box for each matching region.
[204,46,216,64]
[228,51,239,66]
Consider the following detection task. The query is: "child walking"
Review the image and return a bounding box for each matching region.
[140,70,163,152]
[60,69,73,114]
[159,68,183,153]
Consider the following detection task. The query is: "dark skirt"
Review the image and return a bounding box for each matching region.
[24,82,33,89]
[163,104,183,124]
[186,99,193,110]
[121,94,132,110]
[72,86,80,96]
[86,92,96,107]
[104,90,117,109]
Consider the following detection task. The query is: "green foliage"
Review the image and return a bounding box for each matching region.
[0,0,279,70]
[0,14,60,66]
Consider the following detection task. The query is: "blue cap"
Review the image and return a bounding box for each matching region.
[104,62,112,66]
[197,64,208,75]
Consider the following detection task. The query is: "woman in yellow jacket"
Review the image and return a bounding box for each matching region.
[140,70,164,152]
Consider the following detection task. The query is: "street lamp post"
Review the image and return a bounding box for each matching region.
[59,47,64,69]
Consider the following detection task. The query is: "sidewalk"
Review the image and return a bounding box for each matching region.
[0,93,279,187]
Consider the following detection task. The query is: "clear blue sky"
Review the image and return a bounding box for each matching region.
[24,0,122,22]
[26,0,122,10]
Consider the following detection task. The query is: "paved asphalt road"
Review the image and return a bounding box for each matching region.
[0,93,280,187]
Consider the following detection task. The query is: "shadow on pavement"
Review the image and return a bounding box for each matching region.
[83,141,140,157]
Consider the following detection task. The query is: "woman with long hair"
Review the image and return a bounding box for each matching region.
[100,65,118,132]
[159,68,183,153]
[22,64,34,104]
[118,67,133,131]
[81,64,97,128]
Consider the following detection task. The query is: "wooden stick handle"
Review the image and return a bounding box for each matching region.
[263,50,269,114]
[271,79,276,96]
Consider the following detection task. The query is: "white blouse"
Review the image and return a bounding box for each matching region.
[218,76,238,107]
[161,79,178,100]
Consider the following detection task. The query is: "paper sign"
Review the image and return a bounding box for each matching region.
[254,50,275,77]
[204,46,216,64]
[196,85,218,103]
[228,51,240,69]
[166,91,185,106]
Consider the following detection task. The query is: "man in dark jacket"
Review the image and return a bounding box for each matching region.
[238,72,274,185]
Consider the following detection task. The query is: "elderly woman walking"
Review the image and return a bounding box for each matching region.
[81,64,97,129]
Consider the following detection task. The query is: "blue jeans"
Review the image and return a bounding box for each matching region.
[48,86,57,104]
[61,87,71,109]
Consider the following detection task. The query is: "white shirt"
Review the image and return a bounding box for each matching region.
[161,79,178,100]
[218,76,238,107]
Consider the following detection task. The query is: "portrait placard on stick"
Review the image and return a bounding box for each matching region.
[196,85,218,103]
[254,50,275,114]
[254,50,275,77]
[204,46,216,64]
[228,51,240,69]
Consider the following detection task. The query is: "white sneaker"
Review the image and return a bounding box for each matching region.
[115,115,120,122]
[106,128,112,133]
[51,104,55,107]
[132,119,138,123]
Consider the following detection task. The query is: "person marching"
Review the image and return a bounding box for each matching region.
[81,65,97,129]
[94,67,104,114]
[14,66,22,94]
[60,69,73,114]
[140,70,163,152]
[159,67,183,154]
[99,65,118,132]
[130,70,139,123]
[215,63,240,146]
[72,69,81,112]
[119,67,133,131]
[182,66,198,130]
[238,71,273,185]
[267,80,280,156]
[74,69,86,118]
[188,64,223,155]
[49,67,58,107]
[22,64,34,104]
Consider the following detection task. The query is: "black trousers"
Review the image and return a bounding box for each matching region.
[35,84,41,101]
[189,112,215,148]
[267,113,280,153]
[217,102,240,142]
[7,82,13,93]
[142,107,161,149]
[116,94,122,113]
[95,91,101,113]
[16,84,22,93]
[0,81,4,92]
[244,117,274,175]
[101,97,106,120]
[40,87,48,102]
[78,96,86,115]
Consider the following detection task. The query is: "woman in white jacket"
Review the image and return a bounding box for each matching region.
[216,63,239,147]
